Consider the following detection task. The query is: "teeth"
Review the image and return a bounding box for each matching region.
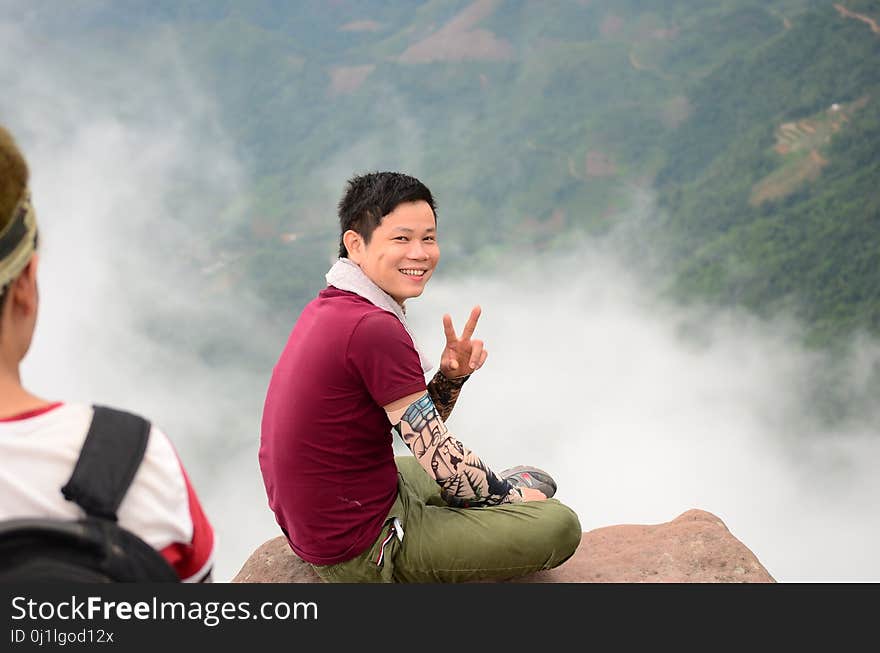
[400,269,425,277]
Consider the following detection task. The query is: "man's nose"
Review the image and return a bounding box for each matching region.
[406,239,429,259]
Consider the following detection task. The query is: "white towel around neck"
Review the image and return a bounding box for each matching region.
[325,257,433,374]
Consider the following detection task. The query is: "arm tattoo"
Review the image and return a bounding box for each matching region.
[397,394,521,507]
[426,370,470,422]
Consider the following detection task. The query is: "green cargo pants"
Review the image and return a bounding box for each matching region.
[313,456,582,583]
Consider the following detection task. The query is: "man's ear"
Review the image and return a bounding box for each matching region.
[11,254,39,315]
[342,230,363,263]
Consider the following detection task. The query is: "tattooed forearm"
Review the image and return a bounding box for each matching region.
[426,370,470,422]
[398,394,521,507]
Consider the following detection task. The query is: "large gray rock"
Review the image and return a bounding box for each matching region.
[231,508,774,583]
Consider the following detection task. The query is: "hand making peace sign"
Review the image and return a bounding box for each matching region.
[439,305,488,379]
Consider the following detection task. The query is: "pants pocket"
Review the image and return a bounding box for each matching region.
[373,516,404,582]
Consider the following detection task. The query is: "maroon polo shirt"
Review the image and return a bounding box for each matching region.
[259,287,427,565]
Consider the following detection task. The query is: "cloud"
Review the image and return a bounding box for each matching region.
[408,243,880,582]
[2,16,282,581]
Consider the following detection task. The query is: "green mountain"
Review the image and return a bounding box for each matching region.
[653,1,880,349]
[18,0,880,349]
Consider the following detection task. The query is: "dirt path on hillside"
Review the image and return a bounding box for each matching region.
[834,3,880,34]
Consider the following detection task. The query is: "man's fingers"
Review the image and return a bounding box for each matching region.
[460,305,481,341]
[520,487,547,502]
[468,340,484,370]
[442,313,457,343]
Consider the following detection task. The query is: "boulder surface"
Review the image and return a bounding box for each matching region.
[231,509,774,583]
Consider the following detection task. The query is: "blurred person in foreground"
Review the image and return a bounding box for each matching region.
[0,125,214,582]
[260,171,581,582]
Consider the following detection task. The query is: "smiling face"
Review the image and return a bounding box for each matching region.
[343,199,439,306]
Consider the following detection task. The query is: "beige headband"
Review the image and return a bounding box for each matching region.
[0,189,38,289]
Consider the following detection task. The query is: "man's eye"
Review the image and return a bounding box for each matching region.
[394,236,408,241]
[424,236,436,242]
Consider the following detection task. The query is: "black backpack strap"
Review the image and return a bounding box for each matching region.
[61,405,151,522]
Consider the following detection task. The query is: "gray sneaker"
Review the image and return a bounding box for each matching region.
[499,465,557,499]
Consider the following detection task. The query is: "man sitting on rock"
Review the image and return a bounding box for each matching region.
[259,171,581,582]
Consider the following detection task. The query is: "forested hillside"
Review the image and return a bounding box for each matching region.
[14,0,879,349]
[653,2,880,348]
